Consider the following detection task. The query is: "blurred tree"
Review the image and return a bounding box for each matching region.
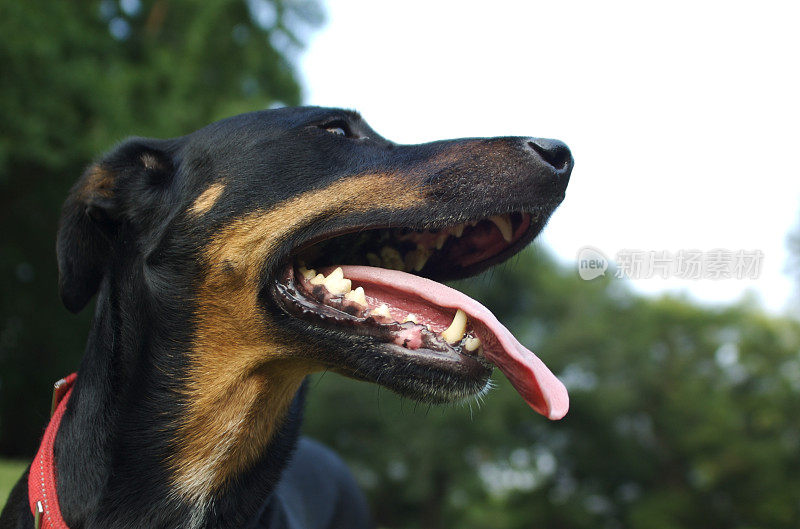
[0,0,322,455]
[304,248,800,529]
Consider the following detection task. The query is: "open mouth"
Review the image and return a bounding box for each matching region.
[270,212,568,420]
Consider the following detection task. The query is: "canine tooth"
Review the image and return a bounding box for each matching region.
[435,233,449,250]
[310,274,325,285]
[489,215,513,242]
[371,303,391,319]
[323,267,351,295]
[366,253,381,267]
[298,266,316,280]
[404,247,431,272]
[441,309,467,344]
[403,313,419,324]
[380,246,405,270]
[344,286,367,306]
[468,220,478,227]
[413,248,431,272]
[464,336,482,352]
[449,223,465,237]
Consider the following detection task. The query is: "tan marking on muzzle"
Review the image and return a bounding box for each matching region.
[171,173,424,501]
[190,182,226,216]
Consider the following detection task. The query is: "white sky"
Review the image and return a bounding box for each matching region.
[299,0,800,314]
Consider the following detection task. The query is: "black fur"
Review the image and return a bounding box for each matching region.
[0,106,571,529]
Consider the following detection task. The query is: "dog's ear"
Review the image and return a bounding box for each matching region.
[57,139,175,313]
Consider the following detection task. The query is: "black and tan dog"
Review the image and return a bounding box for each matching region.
[0,107,572,529]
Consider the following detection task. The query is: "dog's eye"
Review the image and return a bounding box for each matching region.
[321,120,352,138]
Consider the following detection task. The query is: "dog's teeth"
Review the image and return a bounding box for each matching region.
[298,266,316,280]
[310,273,325,285]
[403,313,419,324]
[344,286,367,306]
[371,303,391,319]
[464,336,482,352]
[413,248,431,271]
[435,233,449,250]
[366,253,381,267]
[489,215,513,242]
[403,251,416,272]
[441,309,467,344]
[323,267,351,295]
[449,223,465,237]
[468,220,478,227]
[380,246,405,270]
[337,279,353,295]
[404,247,431,272]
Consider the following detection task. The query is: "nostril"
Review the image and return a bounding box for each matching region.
[527,139,572,172]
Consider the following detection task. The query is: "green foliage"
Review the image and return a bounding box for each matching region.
[0,0,321,454]
[0,459,27,509]
[304,248,800,528]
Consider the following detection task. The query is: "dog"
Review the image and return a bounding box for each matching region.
[0,106,572,529]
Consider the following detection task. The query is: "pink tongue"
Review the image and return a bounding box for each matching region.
[339,266,569,420]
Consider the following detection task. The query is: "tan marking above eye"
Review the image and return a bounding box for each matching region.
[170,172,425,502]
[78,164,115,201]
[140,152,162,171]
[190,182,226,216]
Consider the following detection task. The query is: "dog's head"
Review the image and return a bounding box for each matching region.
[57,106,572,497]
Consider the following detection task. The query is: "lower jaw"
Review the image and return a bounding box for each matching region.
[329,343,493,404]
[269,267,493,402]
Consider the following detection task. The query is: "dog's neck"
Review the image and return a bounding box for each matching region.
[52,276,306,529]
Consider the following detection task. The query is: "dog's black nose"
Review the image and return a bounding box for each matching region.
[526,138,573,179]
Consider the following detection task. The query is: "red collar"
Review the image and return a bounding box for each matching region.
[28,373,77,529]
